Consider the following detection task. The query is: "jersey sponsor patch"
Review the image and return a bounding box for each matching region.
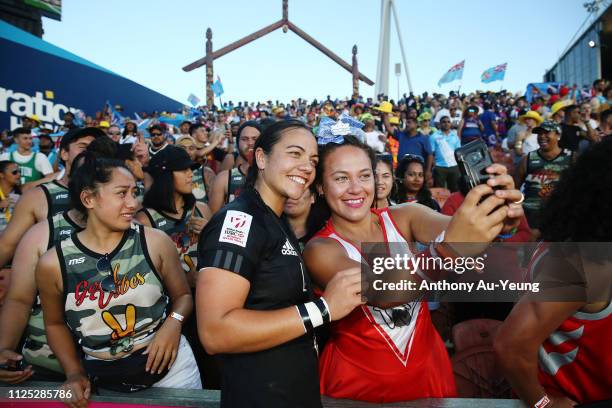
[219,210,253,248]
[281,239,298,256]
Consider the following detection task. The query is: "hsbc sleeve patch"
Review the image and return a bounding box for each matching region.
[218,210,253,248]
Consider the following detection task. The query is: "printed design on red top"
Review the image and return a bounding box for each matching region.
[363,302,422,366]
[539,323,583,375]
[324,208,422,366]
[281,239,298,256]
[219,210,252,247]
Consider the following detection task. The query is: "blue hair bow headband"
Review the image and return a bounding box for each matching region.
[316,113,365,145]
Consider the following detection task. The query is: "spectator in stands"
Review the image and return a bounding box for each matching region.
[515,121,573,239]
[417,112,435,136]
[428,116,461,192]
[560,105,597,153]
[596,109,611,140]
[177,135,215,205]
[513,110,543,160]
[107,124,122,143]
[37,155,200,405]
[362,113,386,153]
[0,161,21,233]
[121,121,138,144]
[382,113,433,183]
[480,102,499,146]
[396,154,440,211]
[148,124,169,156]
[457,106,484,145]
[304,134,522,403]
[374,153,395,209]
[495,137,612,408]
[208,121,261,213]
[59,112,75,131]
[0,127,103,270]
[0,127,54,190]
[37,133,58,171]
[284,187,316,250]
[590,78,607,113]
[137,146,211,287]
[0,138,140,385]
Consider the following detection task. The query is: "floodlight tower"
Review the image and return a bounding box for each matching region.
[375,0,413,98]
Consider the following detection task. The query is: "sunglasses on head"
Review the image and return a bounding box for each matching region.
[97,253,116,292]
[402,153,424,163]
[376,153,393,163]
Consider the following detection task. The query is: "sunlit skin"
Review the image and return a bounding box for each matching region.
[319,146,375,224]
[374,160,393,208]
[403,162,425,198]
[81,167,139,232]
[1,163,21,189]
[537,131,561,155]
[237,126,261,164]
[15,132,33,155]
[172,169,194,195]
[255,128,318,216]
[150,131,166,148]
[284,188,315,240]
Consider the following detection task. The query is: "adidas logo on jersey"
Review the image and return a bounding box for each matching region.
[281,239,298,256]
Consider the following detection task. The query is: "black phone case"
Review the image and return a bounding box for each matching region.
[454,139,494,189]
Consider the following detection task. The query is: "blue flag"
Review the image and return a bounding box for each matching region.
[105,100,124,125]
[481,63,507,83]
[187,93,201,107]
[438,60,464,87]
[211,77,224,97]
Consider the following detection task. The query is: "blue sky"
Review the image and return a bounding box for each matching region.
[42,0,598,105]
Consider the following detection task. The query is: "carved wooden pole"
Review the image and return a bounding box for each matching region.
[352,45,359,100]
[205,28,214,107]
[282,0,289,32]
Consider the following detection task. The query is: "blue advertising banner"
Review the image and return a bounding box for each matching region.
[0,20,183,131]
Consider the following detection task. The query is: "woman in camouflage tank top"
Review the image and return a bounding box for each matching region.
[36,155,200,407]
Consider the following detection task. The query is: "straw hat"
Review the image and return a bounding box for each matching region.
[519,111,543,125]
[374,101,393,114]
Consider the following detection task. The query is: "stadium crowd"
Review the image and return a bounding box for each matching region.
[0,79,610,408]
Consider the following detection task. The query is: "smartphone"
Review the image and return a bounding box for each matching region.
[0,358,27,371]
[454,139,494,190]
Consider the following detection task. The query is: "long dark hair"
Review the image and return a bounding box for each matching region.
[245,119,313,187]
[540,137,612,242]
[68,153,129,219]
[143,172,195,215]
[308,135,377,236]
[123,121,137,137]
[395,155,438,210]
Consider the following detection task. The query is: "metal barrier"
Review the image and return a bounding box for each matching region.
[1,382,526,407]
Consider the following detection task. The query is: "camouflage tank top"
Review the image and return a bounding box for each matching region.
[139,206,201,278]
[39,181,70,219]
[22,210,82,373]
[58,223,168,357]
[191,166,208,204]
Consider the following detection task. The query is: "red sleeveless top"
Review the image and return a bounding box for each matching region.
[313,208,456,402]
[529,244,612,404]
